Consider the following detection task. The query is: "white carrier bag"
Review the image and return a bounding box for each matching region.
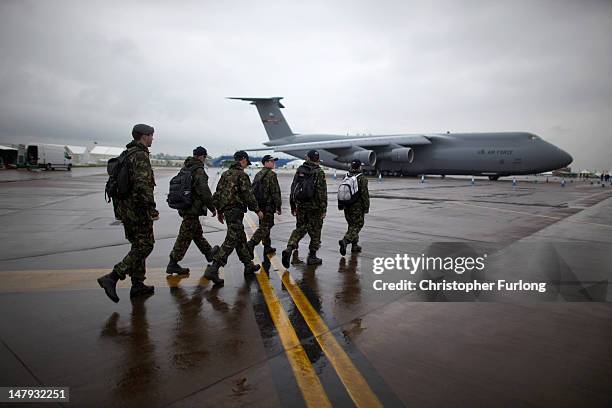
[337,173,361,205]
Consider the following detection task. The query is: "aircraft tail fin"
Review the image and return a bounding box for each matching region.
[227,97,293,140]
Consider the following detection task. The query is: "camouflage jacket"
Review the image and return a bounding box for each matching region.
[213,161,259,213]
[344,170,370,212]
[290,160,327,213]
[120,140,156,220]
[179,156,215,217]
[253,168,282,212]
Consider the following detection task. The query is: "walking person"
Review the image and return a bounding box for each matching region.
[166,146,219,275]
[338,159,370,255]
[204,151,263,285]
[282,150,328,268]
[98,124,158,303]
[247,154,282,257]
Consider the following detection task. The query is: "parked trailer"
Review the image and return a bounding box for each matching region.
[26,144,72,171]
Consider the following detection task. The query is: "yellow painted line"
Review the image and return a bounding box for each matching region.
[2,253,331,406]
[0,267,214,293]
[245,216,383,408]
[455,202,612,229]
[245,231,331,408]
[0,267,167,293]
[253,263,331,407]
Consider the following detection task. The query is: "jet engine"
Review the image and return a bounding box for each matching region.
[337,149,377,166]
[379,147,414,163]
[352,150,377,166]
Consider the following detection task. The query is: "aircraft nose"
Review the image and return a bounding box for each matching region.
[558,149,573,168]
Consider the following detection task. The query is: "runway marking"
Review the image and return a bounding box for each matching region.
[245,230,332,408]
[577,189,612,202]
[455,202,612,229]
[0,267,167,293]
[245,215,383,408]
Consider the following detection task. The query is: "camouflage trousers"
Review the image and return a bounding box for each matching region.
[343,204,365,243]
[213,208,252,266]
[170,215,213,262]
[113,218,154,280]
[287,208,324,252]
[249,212,275,248]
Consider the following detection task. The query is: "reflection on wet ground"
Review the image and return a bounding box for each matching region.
[1,168,611,406]
[100,294,159,404]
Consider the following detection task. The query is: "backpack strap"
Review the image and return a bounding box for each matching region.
[121,146,141,165]
[187,163,204,173]
[237,170,245,194]
[261,168,272,180]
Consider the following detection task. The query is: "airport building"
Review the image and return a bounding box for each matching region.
[65,145,88,165]
[283,159,304,169]
[87,145,124,165]
[150,158,183,167]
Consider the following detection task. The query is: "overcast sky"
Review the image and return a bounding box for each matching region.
[0,0,610,170]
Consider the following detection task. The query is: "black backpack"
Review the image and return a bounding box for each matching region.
[291,165,316,203]
[167,165,201,210]
[252,179,266,206]
[105,149,135,203]
[252,172,267,207]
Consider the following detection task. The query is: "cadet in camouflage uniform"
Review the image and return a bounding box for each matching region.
[98,124,157,303]
[204,151,263,285]
[166,146,220,275]
[338,159,370,255]
[282,150,328,267]
[247,154,282,257]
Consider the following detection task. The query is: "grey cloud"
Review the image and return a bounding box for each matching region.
[0,0,610,170]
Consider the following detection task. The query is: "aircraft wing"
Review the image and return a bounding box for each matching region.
[242,147,275,151]
[265,134,431,153]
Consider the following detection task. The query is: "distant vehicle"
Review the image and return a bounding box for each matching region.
[231,97,573,180]
[552,167,575,177]
[26,144,72,171]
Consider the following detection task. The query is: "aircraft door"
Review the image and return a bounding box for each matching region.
[512,157,523,173]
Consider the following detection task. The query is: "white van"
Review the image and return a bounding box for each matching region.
[26,144,73,171]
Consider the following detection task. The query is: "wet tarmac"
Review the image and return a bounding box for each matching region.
[1,168,611,407]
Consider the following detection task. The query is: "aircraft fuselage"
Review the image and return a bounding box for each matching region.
[266,132,573,177]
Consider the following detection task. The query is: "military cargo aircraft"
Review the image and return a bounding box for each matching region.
[231,97,573,180]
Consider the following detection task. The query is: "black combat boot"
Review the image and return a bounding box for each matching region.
[204,262,224,285]
[205,245,220,263]
[338,239,348,256]
[243,262,261,276]
[97,271,121,303]
[130,278,154,298]
[247,241,255,258]
[166,258,190,275]
[281,246,294,268]
[351,242,362,253]
[306,250,323,265]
